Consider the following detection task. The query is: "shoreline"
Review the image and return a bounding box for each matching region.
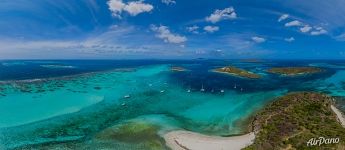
[331,105,345,128]
[163,130,255,150]
[163,97,345,150]
[212,70,260,79]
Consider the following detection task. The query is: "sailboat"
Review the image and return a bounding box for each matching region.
[234,84,237,89]
[200,84,205,92]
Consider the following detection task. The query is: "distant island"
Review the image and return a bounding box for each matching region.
[213,66,261,79]
[267,67,322,76]
[245,92,345,149]
[40,65,75,69]
[171,66,187,72]
[240,59,264,63]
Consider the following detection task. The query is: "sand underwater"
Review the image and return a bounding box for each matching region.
[0,60,345,149]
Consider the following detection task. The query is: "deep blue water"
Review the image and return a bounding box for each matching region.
[0,59,341,80]
[0,59,338,94]
[0,59,345,149]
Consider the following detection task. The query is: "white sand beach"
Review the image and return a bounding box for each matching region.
[163,130,255,150]
[163,105,344,150]
[331,105,345,128]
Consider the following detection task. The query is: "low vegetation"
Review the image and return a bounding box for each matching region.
[213,66,261,79]
[267,67,322,76]
[244,92,345,150]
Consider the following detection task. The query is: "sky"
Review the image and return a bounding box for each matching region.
[0,0,345,59]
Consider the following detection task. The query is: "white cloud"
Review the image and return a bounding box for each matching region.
[300,25,312,33]
[206,7,237,23]
[203,26,219,33]
[107,0,125,18]
[251,36,266,43]
[285,20,303,27]
[284,37,295,42]
[161,0,176,5]
[0,25,191,59]
[281,19,328,36]
[278,14,289,22]
[186,25,199,34]
[125,1,154,16]
[335,33,345,41]
[107,0,153,18]
[310,27,327,35]
[150,25,187,44]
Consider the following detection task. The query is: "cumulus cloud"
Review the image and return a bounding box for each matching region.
[278,14,289,22]
[203,26,219,33]
[300,25,312,33]
[0,25,191,59]
[284,37,295,42]
[251,36,266,43]
[206,7,237,23]
[161,0,176,5]
[186,25,199,34]
[285,20,303,27]
[311,27,327,35]
[150,25,187,44]
[107,0,153,18]
[281,18,328,36]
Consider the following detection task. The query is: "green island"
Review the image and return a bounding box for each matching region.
[244,92,345,150]
[213,66,261,79]
[170,66,187,72]
[267,67,322,76]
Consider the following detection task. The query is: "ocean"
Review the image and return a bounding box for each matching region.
[0,59,344,149]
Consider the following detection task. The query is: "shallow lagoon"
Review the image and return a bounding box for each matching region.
[0,60,344,149]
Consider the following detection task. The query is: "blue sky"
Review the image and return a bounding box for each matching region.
[0,0,345,59]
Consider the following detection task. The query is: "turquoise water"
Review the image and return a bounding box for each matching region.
[0,60,344,149]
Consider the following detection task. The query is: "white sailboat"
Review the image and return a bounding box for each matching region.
[200,84,205,92]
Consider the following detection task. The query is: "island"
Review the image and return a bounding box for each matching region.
[213,66,261,79]
[245,92,345,149]
[240,59,264,63]
[162,92,345,150]
[267,67,322,76]
[171,66,187,72]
